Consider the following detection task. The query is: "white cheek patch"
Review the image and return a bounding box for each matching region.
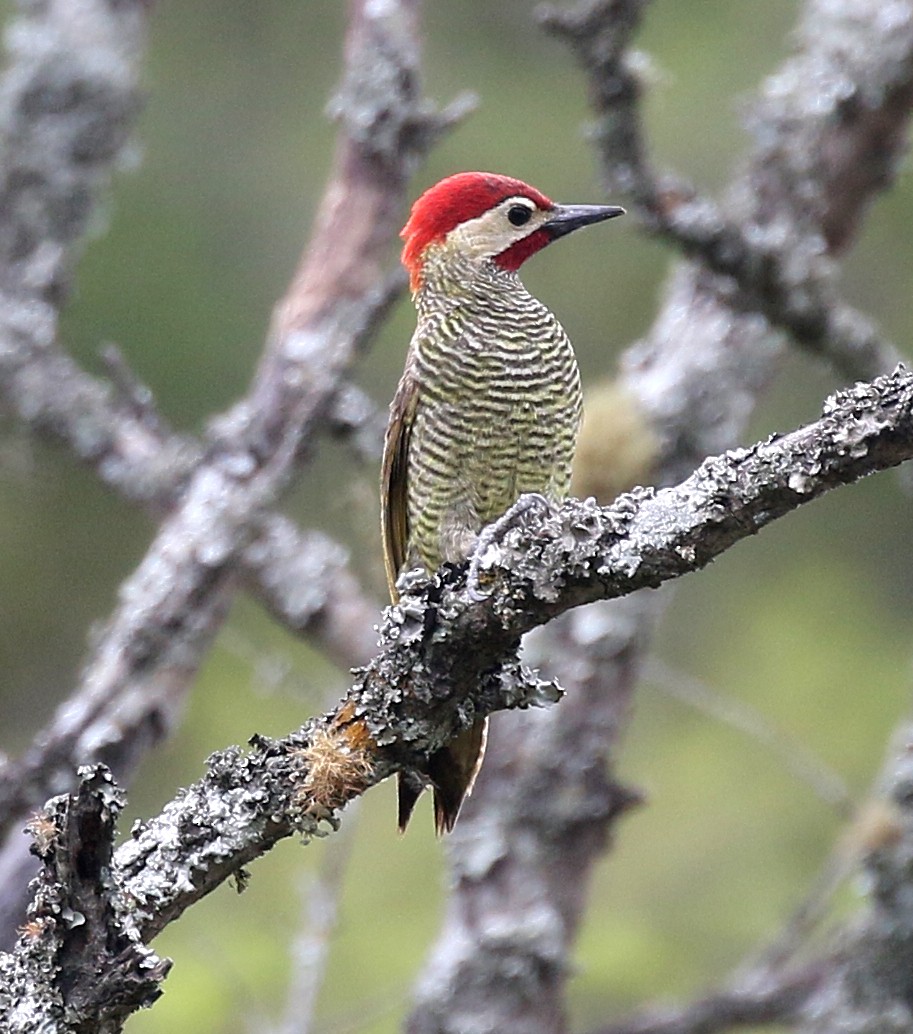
[448,212,508,260]
[446,206,546,261]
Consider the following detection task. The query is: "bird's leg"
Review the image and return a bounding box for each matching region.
[465,492,554,601]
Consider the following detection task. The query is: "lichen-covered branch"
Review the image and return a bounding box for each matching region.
[1,368,905,1029]
[0,0,196,503]
[0,368,909,1033]
[0,767,170,1034]
[439,370,909,636]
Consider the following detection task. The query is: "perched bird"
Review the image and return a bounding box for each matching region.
[381,171,624,833]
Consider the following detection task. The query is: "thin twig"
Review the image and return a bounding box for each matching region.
[645,658,854,817]
[588,964,824,1034]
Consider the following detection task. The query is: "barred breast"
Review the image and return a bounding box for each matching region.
[405,265,582,573]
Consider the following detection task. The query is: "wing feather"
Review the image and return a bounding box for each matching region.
[380,366,420,602]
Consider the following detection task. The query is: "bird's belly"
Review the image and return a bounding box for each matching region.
[471,402,557,510]
[407,390,578,570]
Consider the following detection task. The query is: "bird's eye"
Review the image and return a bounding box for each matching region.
[507,204,533,227]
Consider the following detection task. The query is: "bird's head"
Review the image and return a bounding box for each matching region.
[400,171,624,292]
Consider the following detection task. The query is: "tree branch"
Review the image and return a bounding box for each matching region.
[587,966,823,1034]
[0,0,451,949]
[586,716,913,1034]
[1,368,910,1030]
[409,3,913,1028]
[0,767,170,1034]
[538,0,911,382]
[791,725,913,1032]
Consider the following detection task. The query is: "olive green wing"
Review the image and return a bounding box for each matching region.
[380,367,420,602]
[381,352,488,836]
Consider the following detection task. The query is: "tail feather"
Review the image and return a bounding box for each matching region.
[429,717,488,835]
[396,717,489,834]
[397,771,425,833]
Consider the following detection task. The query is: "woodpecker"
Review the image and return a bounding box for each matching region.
[381,171,623,834]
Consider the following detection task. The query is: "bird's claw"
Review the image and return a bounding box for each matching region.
[465,493,554,601]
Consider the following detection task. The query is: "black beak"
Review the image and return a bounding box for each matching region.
[543,203,625,240]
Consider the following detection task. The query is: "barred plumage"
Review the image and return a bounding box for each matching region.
[381,172,623,834]
[406,254,582,573]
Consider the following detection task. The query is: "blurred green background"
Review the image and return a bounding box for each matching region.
[2,1,913,1031]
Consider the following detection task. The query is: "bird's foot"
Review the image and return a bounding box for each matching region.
[466,493,554,602]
